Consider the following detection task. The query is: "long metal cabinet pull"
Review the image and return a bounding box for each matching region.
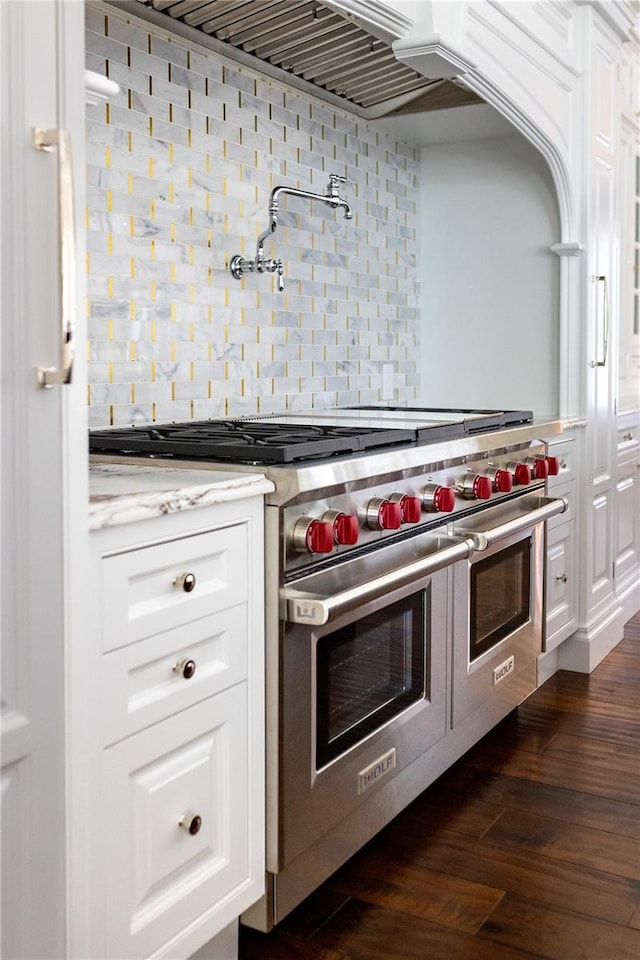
[589,274,609,368]
[33,128,76,388]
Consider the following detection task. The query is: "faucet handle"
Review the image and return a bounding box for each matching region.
[328,173,347,194]
[276,260,284,292]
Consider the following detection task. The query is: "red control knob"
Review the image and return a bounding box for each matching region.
[506,461,531,485]
[485,467,513,493]
[293,517,334,554]
[389,493,422,524]
[474,475,492,499]
[307,519,334,553]
[422,484,456,513]
[379,500,402,530]
[493,469,513,493]
[526,456,549,479]
[436,486,456,512]
[400,495,422,524]
[329,512,359,545]
[459,474,492,500]
[546,456,560,476]
[366,498,402,530]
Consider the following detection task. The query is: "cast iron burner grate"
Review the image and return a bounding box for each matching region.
[89,419,417,464]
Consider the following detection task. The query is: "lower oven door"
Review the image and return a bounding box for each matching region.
[277,534,471,871]
[450,493,566,728]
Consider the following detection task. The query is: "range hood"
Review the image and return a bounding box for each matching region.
[130,0,482,116]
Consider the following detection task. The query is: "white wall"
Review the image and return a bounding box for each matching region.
[418,132,561,417]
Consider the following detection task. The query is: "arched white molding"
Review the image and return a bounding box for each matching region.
[327,0,584,419]
[392,33,477,79]
[458,71,583,420]
[459,72,577,242]
[321,0,416,44]
[328,1,578,241]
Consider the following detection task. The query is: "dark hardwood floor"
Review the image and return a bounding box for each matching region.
[240,613,640,960]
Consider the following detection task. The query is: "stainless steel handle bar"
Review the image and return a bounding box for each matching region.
[282,537,475,626]
[455,496,568,551]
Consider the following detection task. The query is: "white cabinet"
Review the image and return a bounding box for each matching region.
[87,498,265,960]
[580,9,621,628]
[615,417,640,612]
[618,35,640,412]
[1,2,87,957]
[103,690,249,959]
[545,438,577,653]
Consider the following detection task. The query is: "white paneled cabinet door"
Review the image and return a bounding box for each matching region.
[546,519,577,652]
[103,690,250,959]
[582,12,619,627]
[0,2,86,957]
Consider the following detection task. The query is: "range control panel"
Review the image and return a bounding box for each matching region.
[283,442,558,573]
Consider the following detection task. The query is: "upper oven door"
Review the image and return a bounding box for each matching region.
[449,494,566,729]
[276,534,468,871]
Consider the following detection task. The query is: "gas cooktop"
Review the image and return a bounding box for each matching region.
[88,408,534,466]
[88,418,418,464]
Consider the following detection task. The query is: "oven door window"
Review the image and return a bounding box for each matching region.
[470,537,531,661]
[315,590,426,769]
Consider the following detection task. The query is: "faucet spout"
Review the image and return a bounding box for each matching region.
[331,197,353,220]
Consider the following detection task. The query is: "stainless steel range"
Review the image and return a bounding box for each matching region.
[90,407,567,931]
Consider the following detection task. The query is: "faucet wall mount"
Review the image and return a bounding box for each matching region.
[229,174,352,292]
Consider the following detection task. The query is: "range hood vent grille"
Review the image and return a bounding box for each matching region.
[141,0,440,109]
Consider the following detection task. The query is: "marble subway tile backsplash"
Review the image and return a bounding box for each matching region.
[85,5,420,427]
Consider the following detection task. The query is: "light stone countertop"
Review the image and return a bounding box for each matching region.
[89,461,274,531]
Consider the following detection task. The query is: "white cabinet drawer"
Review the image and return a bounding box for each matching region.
[617,422,640,455]
[102,604,248,745]
[547,438,576,487]
[103,688,251,959]
[546,479,575,528]
[101,524,248,652]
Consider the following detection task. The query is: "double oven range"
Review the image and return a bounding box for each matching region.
[90,406,566,931]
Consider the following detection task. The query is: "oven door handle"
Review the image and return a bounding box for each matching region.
[281,537,475,626]
[454,495,568,551]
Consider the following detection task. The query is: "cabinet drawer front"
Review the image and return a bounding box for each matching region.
[617,422,640,455]
[102,605,248,745]
[547,438,576,487]
[546,478,575,528]
[102,524,248,651]
[103,689,251,959]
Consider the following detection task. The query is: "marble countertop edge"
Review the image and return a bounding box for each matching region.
[89,463,274,531]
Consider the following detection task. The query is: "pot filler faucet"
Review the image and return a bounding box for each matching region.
[229,173,352,291]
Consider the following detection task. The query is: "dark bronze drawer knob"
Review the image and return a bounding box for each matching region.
[179,813,202,836]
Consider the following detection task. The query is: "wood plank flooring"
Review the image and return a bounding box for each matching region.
[240,613,640,960]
